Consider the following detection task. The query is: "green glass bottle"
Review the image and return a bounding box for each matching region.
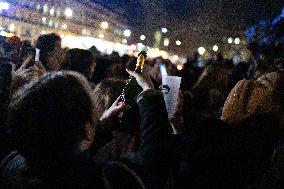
[120,51,147,106]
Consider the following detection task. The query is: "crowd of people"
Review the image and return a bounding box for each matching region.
[0,9,284,189]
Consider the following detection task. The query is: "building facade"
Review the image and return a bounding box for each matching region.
[0,0,129,44]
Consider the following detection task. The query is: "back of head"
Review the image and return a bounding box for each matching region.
[62,48,95,80]
[8,71,94,167]
[36,33,62,71]
[92,78,125,117]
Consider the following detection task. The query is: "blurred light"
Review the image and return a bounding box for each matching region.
[124,29,131,37]
[60,34,65,38]
[140,35,146,41]
[42,17,47,23]
[54,22,59,28]
[62,24,68,30]
[0,2,9,10]
[177,65,183,70]
[234,38,240,44]
[50,8,55,16]
[56,9,61,17]
[198,47,206,55]
[48,20,53,27]
[36,4,41,11]
[161,28,168,33]
[41,30,46,34]
[164,38,169,46]
[122,39,127,44]
[101,22,109,29]
[173,55,179,61]
[9,24,15,32]
[228,37,233,44]
[0,31,14,37]
[64,8,73,18]
[43,4,48,13]
[130,44,136,51]
[213,45,218,52]
[99,34,104,39]
[0,26,4,30]
[176,40,181,46]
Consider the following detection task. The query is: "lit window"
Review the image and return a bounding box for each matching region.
[9,24,15,32]
[36,4,41,11]
[48,20,53,27]
[42,17,47,24]
[43,4,48,13]
[56,9,61,17]
[50,8,55,16]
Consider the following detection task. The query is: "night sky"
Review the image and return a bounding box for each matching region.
[94,0,284,55]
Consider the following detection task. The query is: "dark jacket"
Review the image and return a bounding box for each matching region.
[0,90,173,189]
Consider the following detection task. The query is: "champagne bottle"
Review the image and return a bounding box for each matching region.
[120,51,147,106]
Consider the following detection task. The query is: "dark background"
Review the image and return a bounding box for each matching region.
[94,0,284,55]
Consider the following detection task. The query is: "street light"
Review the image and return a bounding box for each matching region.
[122,39,127,44]
[176,40,181,46]
[213,45,218,52]
[124,29,131,37]
[161,28,168,33]
[228,37,233,44]
[64,8,73,18]
[0,2,9,10]
[198,47,206,55]
[99,34,104,39]
[140,35,146,41]
[101,22,109,29]
[234,38,240,45]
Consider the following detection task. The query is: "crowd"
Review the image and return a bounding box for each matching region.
[0,8,284,189]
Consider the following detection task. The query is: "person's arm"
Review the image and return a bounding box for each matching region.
[127,69,173,188]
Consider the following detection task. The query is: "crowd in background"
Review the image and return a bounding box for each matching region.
[0,7,284,189]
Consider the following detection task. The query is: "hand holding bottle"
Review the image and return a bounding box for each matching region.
[126,69,154,91]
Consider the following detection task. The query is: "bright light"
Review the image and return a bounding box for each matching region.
[122,39,127,44]
[41,30,46,34]
[176,40,181,46]
[0,26,4,30]
[124,29,131,37]
[50,8,55,16]
[234,38,240,45]
[0,2,9,10]
[62,24,68,30]
[101,22,109,29]
[213,45,218,52]
[48,20,53,27]
[173,55,179,61]
[161,28,168,33]
[198,47,206,55]
[228,37,233,44]
[99,34,104,39]
[64,8,73,18]
[130,44,136,51]
[42,17,47,23]
[9,24,15,32]
[177,65,183,70]
[60,34,65,38]
[164,38,169,46]
[140,35,146,41]
[43,4,48,13]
